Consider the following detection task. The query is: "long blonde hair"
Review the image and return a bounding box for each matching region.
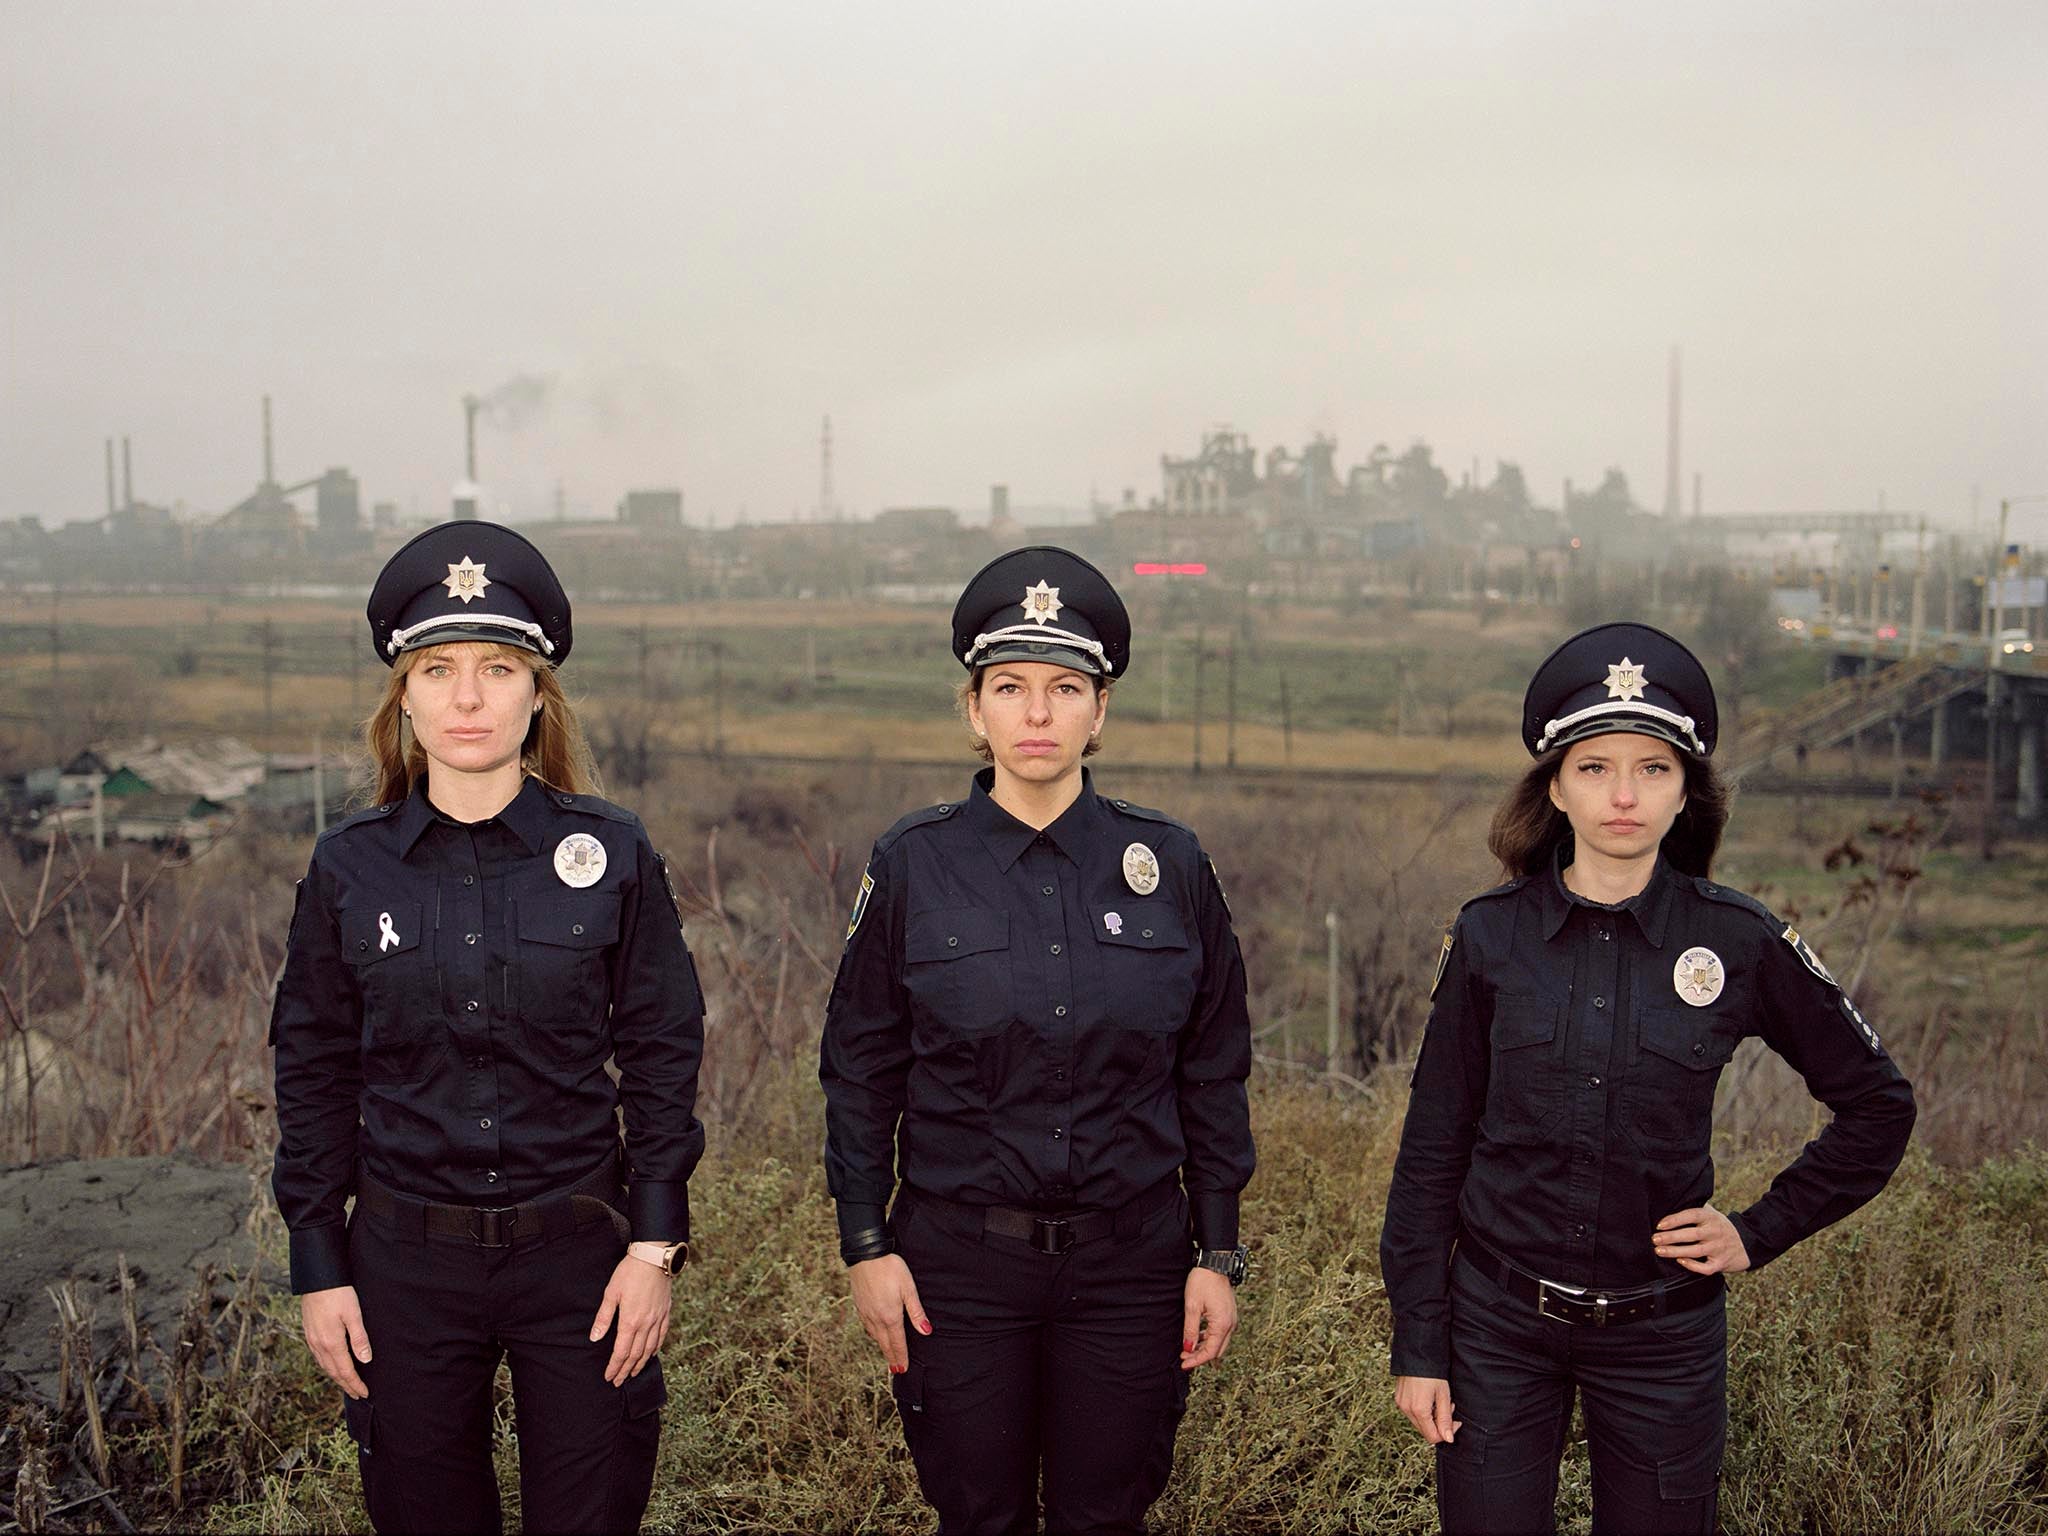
[363,643,601,807]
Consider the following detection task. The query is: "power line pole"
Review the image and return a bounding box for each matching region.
[1981,499,2008,860]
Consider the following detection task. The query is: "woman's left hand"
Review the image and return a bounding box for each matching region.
[590,1254,674,1385]
[1652,1201,1752,1276]
[1180,1268,1238,1371]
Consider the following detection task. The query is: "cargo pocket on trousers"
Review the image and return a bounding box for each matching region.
[1657,1431,1723,1503]
[342,1394,373,1456]
[604,1364,668,1529]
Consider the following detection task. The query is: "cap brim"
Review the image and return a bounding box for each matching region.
[975,641,1105,676]
[394,627,548,657]
[1548,717,1698,755]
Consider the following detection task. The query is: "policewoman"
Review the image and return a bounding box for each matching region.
[270,521,705,1534]
[820,546,1255,1535]
[1380,622,1916,1535]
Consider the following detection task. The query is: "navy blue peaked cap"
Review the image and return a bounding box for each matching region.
[951,546,1131,677]
[1521,621,1718,758]
[367,521,573,668]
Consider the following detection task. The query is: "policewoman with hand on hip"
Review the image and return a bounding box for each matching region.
[270,521,705,1533]
[1381,622,1916,1536]
[820,547,1255,1535]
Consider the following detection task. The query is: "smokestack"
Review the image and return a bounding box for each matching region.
[1692,471,1703,519]
[105,439,116,516]
[463,395,480,482]
[1662,345,1681,518]
[262,394,275,485]
[121,437,133,511]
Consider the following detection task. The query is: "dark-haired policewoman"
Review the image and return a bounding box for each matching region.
[820,546,1255,1535]
[1381,622,1916,1535]
[271,521,705,1533]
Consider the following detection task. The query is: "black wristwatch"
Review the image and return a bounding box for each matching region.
[1193,1246,1249,1287]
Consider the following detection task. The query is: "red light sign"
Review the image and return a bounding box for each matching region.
[1132,562,1209,576]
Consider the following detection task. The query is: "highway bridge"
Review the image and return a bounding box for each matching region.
[1733,624,2046,821]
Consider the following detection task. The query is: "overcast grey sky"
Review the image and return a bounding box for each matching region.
[4,1,2044,534]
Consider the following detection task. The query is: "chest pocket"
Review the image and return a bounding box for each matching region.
[904,907,1012,1037]
[1482,992,1566,1144]
[1092,902,1196,1033]
[339,902,437,1085]
[515,893,622,1064]
[1624,1006,1741,1156]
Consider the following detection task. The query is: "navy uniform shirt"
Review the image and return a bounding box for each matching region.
[1381,853,1916,1379]
[271,775,706,1293]
[820,768,1255,1250]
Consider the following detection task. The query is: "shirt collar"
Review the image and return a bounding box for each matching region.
[962,766,1102,872]
[1541,844,1675,948]
[396,774,551,860]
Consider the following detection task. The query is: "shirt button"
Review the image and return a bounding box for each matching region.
[1042,885,1055,896]
[1055,1005,1068,1017]
[1693,1042,1707,1057]
[1051,1128,1065,1140]
[1593,996,1606,1010]
[465,932,479,945]
[1599,930,1612,942]
[357,939,368,952]
[572,923,585,936]
[1573,1224,1587,1238]
[463,874,476,887]
[484,1170,499,1183]
[1050,943,1061,955]
[947,936,959,948]
[1587,1075,1602,1087]
[479,1117,492,1129]
[466,1000,479,1012]
[1142,928,1154,938]
[1055,1069,1067,1081]
[470,1056,486,1068]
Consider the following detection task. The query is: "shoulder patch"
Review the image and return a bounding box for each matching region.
[874,801,959,852]
[845,866,876,941]
[652,852,685,928]
[1430,926,1456,999]
[1692,878,1776,923]
[1780,924,1838,988]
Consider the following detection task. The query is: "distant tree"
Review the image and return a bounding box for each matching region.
[1693,568,1776,733]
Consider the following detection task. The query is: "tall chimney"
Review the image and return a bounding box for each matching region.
[105,439,116,516]
[262,394,275,485]
[121,437,133,511]
[1662,345,1682,518]
[463,395,480,482]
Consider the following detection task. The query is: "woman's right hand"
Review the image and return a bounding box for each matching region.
[848,1254,932,1373]
[300,1285,373,1399]
[1395,1375,1462,1444]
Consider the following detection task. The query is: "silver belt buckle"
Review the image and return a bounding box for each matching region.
[1536,1277,1590,1323]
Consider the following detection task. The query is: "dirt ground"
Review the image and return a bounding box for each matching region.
[0,1157,259,1407]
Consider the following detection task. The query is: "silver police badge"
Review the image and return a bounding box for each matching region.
[1673,945,1725,1007]
[1021,580,1063,625]
[1122,842,1159,895]
[1605,656,1648,702]
[443,556,491,604]
[554,833,607,888]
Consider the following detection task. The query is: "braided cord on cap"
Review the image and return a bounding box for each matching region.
[388,613,556,657]
[1538,700,1703,754]
[965,624,1112,672]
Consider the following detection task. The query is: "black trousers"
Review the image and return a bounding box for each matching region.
[1435,1249,1726,1536]
[889,1184,1194,1536]
[340,1202,666,1534]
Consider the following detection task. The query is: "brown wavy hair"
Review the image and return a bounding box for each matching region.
[1486,741,1731,881]
[953,667,1113,765]
[363,643,600,807]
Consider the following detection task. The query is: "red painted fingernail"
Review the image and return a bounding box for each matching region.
[890,1364,906,1375]
[1183,1339,1196,1353]
[917,1319,932,1335]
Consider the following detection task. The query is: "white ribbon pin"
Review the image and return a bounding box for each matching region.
[377,911,401,953]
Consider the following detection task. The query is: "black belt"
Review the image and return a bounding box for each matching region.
[902,1177,1182,1257]
[1457,1231,1722,1328]
[355,1152,630,1249]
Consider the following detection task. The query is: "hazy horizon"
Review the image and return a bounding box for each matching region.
[4,2,2045,540]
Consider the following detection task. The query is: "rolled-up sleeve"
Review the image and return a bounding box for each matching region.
[607,840,707,1243]
[270,856,365,1294]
